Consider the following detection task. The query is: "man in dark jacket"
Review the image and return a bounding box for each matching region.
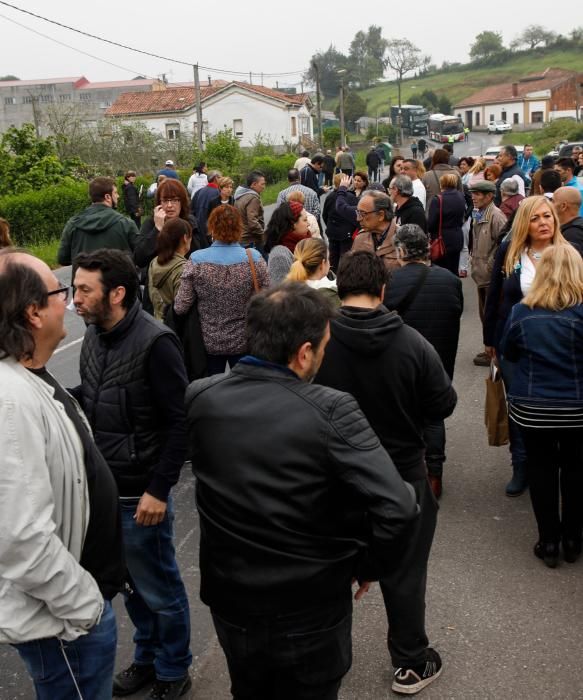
[73,250,192,700]
[233,170,266,249]
[390,175,427,232]
[366,146,382,182]
[58,177,138,269]
[554,186,583,256]
[323,149,336,186]
[315,251,457,697]
[322,173,357,271]
[385,224,463,497]
[300,154,328,197]
[185,282,417,700]
[495,145,527,206]
[191,169,221,241]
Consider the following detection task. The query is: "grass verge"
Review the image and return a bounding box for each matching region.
[27,239,61,269]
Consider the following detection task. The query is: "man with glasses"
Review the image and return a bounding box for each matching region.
[337,175,399,271]
[58,177,138,271]
[0,250,124,699]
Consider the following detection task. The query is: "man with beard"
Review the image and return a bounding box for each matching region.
[58,177,138,270]
[184,282,418,699]
[73,249,192,700]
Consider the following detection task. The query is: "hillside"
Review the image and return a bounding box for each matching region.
[323,49,583,114]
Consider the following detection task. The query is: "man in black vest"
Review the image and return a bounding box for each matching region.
[73,249,192,700]
[315,251,457,696]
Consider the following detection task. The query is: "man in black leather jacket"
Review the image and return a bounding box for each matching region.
[185,282,417,700]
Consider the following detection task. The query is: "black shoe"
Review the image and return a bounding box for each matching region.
[392,648,442,695]
[534,541,559,568]
[473,352,490,367]
[562,539,582,563]
[113,663,156,696]
[148,676,192,699]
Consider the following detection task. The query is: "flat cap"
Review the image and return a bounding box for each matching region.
[469,179,496,193]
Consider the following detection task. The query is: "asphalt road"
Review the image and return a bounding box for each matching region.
[6,133,578,700]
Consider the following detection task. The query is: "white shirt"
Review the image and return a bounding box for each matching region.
[520,250,536,295]
[411,178,426,209]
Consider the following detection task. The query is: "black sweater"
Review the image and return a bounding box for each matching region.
[315,305,457,481]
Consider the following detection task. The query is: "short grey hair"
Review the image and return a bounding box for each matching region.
[393,224,430,261]
[361,191,394,221]
[207,170,222,183]
[392,174,414,197]
[500,178,519,195]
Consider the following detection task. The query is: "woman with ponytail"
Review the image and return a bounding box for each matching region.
[286,238,340,307]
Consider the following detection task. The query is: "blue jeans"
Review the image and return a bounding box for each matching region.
[13,600,116,700]
[121,497,192,681]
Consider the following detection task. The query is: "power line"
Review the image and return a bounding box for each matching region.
[0,1,305,77]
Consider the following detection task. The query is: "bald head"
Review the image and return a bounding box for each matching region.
[553,186,582,224]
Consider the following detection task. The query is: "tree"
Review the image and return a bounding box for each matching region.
[384,39,425,109]
[0,123,80,196]
[338,92,368,126]
[203,129,242,173]
[437,96,452,115]
[348,25,388,88]
[323,126,341,148]
[415,89,439,112]
[304,45,350,98]
[469,31,505,62]
[0,75,19,81]
[511,25,557,50]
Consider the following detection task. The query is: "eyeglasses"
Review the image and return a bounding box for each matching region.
[356,208,378,219]
[47,285,70,301]
[161,197,181,205]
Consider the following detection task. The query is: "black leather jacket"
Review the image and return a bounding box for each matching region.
[185,361,418,617]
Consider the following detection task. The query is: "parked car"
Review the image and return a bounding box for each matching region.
[488,120,512,134]
[484,146,502,163]
[558,141,583,158]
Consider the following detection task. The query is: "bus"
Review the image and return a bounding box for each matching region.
[390,105,429,136]
[427,114,465,143]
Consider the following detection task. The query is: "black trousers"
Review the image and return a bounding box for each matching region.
[520,427,583,544]
[211,598,352,700]
[329,238,353,273]
[380,477,438,667]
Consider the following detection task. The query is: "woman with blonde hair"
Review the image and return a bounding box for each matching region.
[286,238,340,306]
[501,244,583,567]
[467,157,486,186]
[287,190,321,238]
[484,196,567,496]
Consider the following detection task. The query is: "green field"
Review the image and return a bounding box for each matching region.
[324,49,583,115]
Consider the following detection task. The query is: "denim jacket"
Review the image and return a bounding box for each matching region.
[500,302,583,406]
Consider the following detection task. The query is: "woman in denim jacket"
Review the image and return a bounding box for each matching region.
[501,245,583,568]
[483,196,567,496]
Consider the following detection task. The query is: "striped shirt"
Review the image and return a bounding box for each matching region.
[509,402,583,429]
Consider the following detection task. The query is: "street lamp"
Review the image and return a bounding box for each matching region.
[337,69,347,148]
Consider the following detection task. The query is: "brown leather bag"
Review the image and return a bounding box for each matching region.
[246,248,260,293]
[430,194,446,261]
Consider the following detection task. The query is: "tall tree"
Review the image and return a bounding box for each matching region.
[384,39,424,109]
[304,45,350,98]
[348,25,388,88]
[469,31,505,62]
[337,91,368,125]
[511,25,557,50]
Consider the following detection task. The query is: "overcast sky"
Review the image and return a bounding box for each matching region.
[0,0,581,89]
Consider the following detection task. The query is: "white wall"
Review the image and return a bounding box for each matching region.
[119,89,312,148]
[482,101,524,123]
[526,100,547,122]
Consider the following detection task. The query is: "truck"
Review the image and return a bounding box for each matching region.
[390,104,429,136]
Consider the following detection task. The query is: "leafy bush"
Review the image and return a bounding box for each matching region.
[244,154,296,184]
[0,182,89,246]
[502,120,583,155]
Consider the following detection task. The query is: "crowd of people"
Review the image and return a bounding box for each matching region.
[1,138,583,700]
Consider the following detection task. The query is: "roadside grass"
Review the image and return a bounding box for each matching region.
[27,238,60,269]
[323,49,583,115]
[502,119,583,156]
[263,181,287,205]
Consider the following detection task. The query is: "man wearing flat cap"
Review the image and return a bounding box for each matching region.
[468,179,507,366]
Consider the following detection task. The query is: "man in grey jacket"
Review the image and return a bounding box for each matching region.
[0,250,124,699]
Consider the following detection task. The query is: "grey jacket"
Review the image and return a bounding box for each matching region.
[0,358,103,644]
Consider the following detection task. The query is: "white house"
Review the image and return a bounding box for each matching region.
[106,82,313,150]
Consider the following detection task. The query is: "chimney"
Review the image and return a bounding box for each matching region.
[208,75,211,86]
[512,82,518,98]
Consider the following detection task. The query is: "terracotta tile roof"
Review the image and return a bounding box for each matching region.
[105,86,220,116]
[454,69,578,108]
[106,81,309,116]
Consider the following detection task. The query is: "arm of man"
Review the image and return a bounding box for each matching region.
[57,221,73,266]
[418,338,458,421]
[307,190,321,219]
[134,334,189,527]
[246,198,265,241]
[126,219,139,252]
[328,394,418,579]
[334,186,358,228]
[0,398,103,633]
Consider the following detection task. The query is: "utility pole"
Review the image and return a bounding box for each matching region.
[261,72,264,86]
[193,64,204,152]
[339,78,345,148]
[249,72,252,85]
[312,61,322,148]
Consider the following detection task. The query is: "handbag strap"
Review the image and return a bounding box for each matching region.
[395,264,430,316]
[246,248,260,293]
[438,194,443,239]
